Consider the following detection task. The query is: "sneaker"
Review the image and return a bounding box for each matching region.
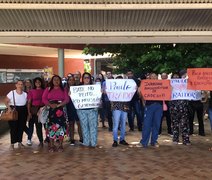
[38,142,44,148]
[18,143,25,149]
[138,128,142,132]
[70,140,75,146]
[27,140,32,146]
[168,132,173,137]
[44,137,50,143]
[112,141,118,147]
[79,139,83,144]
[136,143,145,148]
[119,140,129,146]
[199,133,205,136]
[151,142,160,148]
[173,141,179,145]
[183,142,191,146]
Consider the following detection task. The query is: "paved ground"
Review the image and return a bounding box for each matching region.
[0,119,212,180]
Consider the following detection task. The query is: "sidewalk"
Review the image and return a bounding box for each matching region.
[0,120,212,180]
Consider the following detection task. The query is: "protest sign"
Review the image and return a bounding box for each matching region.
[141,80,171,100]
[187,68,212,90]
[70,84,102,109]
[105,79,137,102]
[171,79,201,100]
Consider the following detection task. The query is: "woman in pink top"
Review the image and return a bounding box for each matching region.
[27,77,45,147]
[42,75,69,152]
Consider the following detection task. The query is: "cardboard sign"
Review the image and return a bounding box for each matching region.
[141,80,171,100]
[105,79,137,102]
[171,79,201,100]
[70,85,102,109]
[187,68,212,90]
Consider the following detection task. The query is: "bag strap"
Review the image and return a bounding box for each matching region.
[12,90,16,108]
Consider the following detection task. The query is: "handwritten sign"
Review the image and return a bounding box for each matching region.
[70,85,102,109]
[171,79,201,100]
[141,80,171,100]
[187,68,212,90]
[105,79,137,102]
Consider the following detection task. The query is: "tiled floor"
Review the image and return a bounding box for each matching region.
[0,119,212,180]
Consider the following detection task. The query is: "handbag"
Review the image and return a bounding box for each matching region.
[0,91,18,121]
[163,101,168,111]
[37,106,49,124]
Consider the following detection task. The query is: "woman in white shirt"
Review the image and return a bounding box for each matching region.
[4,80,28,150]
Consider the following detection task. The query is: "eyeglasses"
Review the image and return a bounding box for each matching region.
[83,76,90,79]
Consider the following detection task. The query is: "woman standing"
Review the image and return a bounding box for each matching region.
[95,76,106,128]
[24,79,33,93]
[23,79,33,139]
[66,74,83,145]
[140,73,163,148]
[4,80,28,150]
[42,75,69,152]
[169,71,191,145]
[76,72,99,148]
[111,76,129,147]
[27,77,45,147]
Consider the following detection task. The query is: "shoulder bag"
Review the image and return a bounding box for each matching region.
[0,91,18,121]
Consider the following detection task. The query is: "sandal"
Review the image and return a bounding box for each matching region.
[48,147,55,153]
[58,146,64,152]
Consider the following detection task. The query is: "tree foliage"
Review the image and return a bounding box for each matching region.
[83,44,212,76]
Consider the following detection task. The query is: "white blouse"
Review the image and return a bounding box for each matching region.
[7,90,27,106]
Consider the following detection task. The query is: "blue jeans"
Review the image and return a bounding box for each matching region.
[141,103,163,147]
[113,110,127,142]
[77,109,98,147]
[209,108,212,130]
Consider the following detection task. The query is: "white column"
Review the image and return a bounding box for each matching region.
[58,48,64,77]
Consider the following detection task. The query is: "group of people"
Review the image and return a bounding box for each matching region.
[4,69,212,152]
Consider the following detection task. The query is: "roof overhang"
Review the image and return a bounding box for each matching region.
[0,0,212,44]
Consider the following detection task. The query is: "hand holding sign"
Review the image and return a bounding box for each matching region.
[70,84,102,109]
[141,80,171,100]
[105,79,137,102]
[187,68,212,90]
[171,79,201,100]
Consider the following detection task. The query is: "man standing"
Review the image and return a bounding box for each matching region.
[102,71,113,131]
[189,91,205,136]
[159,73,172,135]
[74,71,82,85]
[126,70,143,131]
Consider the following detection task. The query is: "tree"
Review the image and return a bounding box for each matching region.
[83,44,212,77]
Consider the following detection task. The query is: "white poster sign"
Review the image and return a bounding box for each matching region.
[171,79,201,100]
[70,84,102,109]
[105,79,137,102]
